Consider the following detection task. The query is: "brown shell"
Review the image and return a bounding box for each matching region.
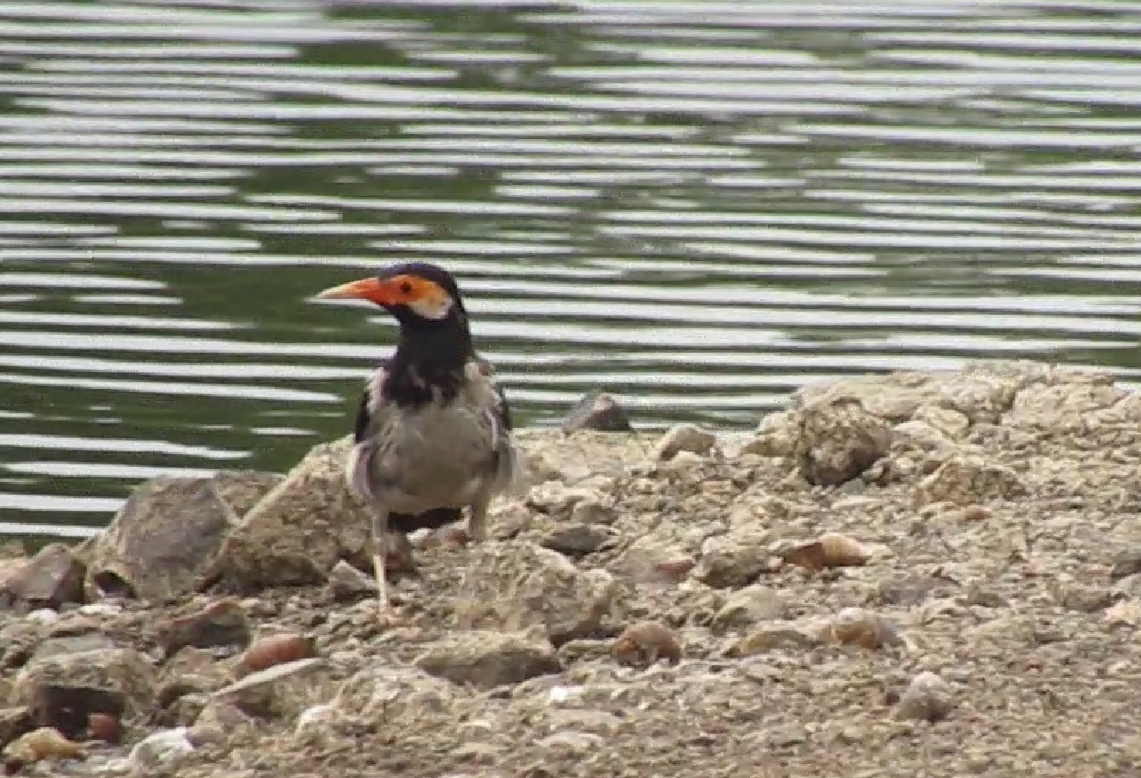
[237,633,318,676]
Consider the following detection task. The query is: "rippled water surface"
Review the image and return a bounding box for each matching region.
[2,0,1141,537]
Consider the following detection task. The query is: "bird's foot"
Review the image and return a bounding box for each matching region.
[463,519,489,545]
[376,601,407,629]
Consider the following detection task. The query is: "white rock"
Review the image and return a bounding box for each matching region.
[128,728,194,770]
[547,685,586,705]
[78,603,123,617]
[296,703,335,734]
[25,608,59,624]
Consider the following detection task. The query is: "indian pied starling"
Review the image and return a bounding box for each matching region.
[315,262,519,624]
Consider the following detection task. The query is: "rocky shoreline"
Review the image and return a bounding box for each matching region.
[2,360,1141,776]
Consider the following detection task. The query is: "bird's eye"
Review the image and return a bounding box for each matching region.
[399,281,413,294]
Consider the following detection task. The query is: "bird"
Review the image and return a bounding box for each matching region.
[315,261,520,624]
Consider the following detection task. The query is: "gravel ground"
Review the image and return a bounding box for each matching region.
[3,360,1141,778]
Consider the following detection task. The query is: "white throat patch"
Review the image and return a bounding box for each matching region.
[409,292,454,321]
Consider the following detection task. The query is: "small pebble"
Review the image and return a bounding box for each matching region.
[86,713,121,744]
[781,533,872,571]
[186,722,226,747]
[327,561,376,601]
[651,556,696,582]
[562,390,632,433]
[894,671,954,722]
[655,424,716,461]
[830,607,900,650]
[960,504,991,522]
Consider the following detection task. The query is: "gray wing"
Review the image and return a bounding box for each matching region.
[467,356,521,494]
[347,362,384,505]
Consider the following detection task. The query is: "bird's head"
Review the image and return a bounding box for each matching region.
[315,262,468,330]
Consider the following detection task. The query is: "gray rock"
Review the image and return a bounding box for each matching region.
[157,693,209,729]
[214,658,327,719]
[540,524,615,557]
[1,544,86,610]
[0,706,33,753]
[712,584,788,630]
[694,534,769,589]
[570,499,618,525]
[29,633,117,664]
[912,405,971,439]
[294,703,335,736]
[544,707,625,733]
[793,371,937,422]
[894,671,954,722]
[128,728,195,771]
[537,730,605,752]
[608,535,695,584]
[1110,549,1141,581]
[792,362,1049,425]
[726,620,827,657]
[913,455,1024,506]
[335,665,457,721]
[14,647,156,738]
[793,397,891,486]
[454,541,616,644]
[655,424,717,461]
[193,697,253,732]
[1010,382,1126,430]
[202,437,371,593]
[527,483,608,521]
[449,741,503,763]
[1055,583,1117,613]
[82,471,281,601]
[159,646,236,700]
[414,630,560,689]
[745,411,799,458]
[326,559,377,601]
[157,598,251,658]
[0,620,45,671]
[556,639,613,665]
[562,390,632,433]
[877,575,959,607]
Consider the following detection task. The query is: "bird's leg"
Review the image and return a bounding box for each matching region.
[368,505,402,626]
[467,492,491,543]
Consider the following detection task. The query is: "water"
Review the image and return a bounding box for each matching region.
[2,0,1141,538]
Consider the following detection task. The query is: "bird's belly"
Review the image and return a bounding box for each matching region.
[381,477,483,515]
[354,406,495,512]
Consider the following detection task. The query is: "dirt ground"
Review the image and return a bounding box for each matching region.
[4,360,1141,777]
